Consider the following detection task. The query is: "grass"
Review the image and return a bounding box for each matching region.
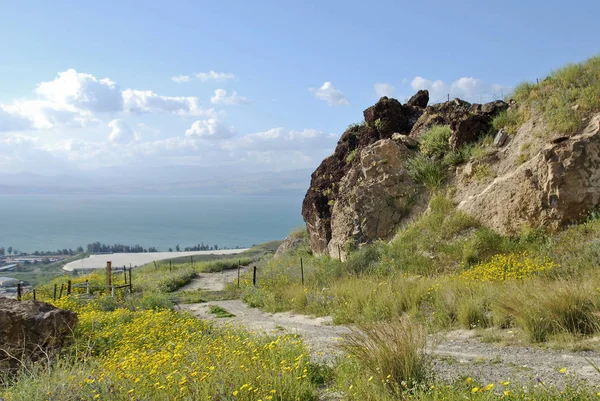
[342,317,430,396]
[3,243,320,401]
[235,195,600,344]
[406,154,447,190]
[419,125,452,158]
[209,304,235,318]
[493,55,600,136]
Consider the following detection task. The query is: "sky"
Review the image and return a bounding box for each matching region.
[0,0,599,180]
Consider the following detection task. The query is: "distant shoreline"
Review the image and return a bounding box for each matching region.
[62,249,250,271]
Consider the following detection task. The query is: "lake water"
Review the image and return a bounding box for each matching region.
[0,195,305,253]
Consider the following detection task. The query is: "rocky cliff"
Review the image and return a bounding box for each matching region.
[302,80,600,258]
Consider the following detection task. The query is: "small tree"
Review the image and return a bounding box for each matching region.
[7,247,12,256]
[0,247,4,256]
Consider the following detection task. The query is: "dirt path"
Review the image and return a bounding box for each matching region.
[178,271,600,388]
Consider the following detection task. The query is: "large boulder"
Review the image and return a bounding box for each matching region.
[364,96,424,138]
[302,94,427,254]
[410,98,508,149]
[327,139,424,260]
[0,298,78,371]
[406,89,430,108]
[458,115,600,233]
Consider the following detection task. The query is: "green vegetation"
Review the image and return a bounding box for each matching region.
[209,304,236,318]
[419,125,452,158]
[493,55,600,135]
[234,195,600,343]
[406,153,447,189]
[346,148,358,163]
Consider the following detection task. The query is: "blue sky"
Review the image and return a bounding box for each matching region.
[0,0,599,177]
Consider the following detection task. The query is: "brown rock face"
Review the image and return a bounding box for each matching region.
[410,98,508,149]
[302,94,427,254]
[0,298,78,371]
[458,116,600,233]
[407,89,430,108]
[328,139,423,260]
[364,96,425,138]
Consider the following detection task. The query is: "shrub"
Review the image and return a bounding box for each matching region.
[419,125,451,158]
[492,110,520,135]
[346,149,358,164]
[342,317,430,396]
[406,154,446,190]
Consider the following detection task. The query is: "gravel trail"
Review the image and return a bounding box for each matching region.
[178,270,600,388]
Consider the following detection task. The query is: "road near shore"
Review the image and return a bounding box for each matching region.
[62,249,249,271]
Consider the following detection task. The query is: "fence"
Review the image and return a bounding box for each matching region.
[16,261,134,301]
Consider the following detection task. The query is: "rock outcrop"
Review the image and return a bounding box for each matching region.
[327,139,424,260]
[0,298,78,371]
[302,93,429,255]
[458,115,600,234]
[302,90,513,258]
[410,98,508,149]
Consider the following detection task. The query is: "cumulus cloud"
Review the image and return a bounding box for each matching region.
[310,82,349,106]
[108,119,137,143]
[2,100,97,130]
[374,83,395,98]
[36,69,123,112]
[210,89,250,105]
[410,76,506,103]
[122,89,217,117]
[195,71,236,82]
[184,118,235,140]
[171,75,191,83]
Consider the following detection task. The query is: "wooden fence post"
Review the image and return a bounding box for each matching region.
[53,284,57,301]
[237,260,241,288]
[86,280,90,295]
[124,265,127,284]
[17,283,22,301]
[106,261,112,295]
[129,268,133,293]
[33,288,36,301]
[190,255,194,269]
[338,246,341,261]
[67,280,72,295]
[59,283,64,299]
[153,261,158,270]
[300,258,304,286]
[169,260,172,272]
[253,266,257,287]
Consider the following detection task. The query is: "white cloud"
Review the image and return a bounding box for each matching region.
[410,76,506,103]
[0,106,32,132]
[171,75,191,83]
[310,82,349,106]
[122,89,218,117]
[3,100,97,130]
[184,118,235,140]
[108,119,137,143]
[374,83,395,98]
[210,89,250,105]
[36,69,123,112]
[195,71,236,82]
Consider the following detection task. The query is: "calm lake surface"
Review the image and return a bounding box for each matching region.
[0,195,305,253]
